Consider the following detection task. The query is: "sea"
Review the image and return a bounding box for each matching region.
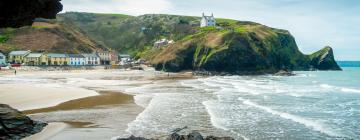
[125,67,360,140]
[1,65,359,140]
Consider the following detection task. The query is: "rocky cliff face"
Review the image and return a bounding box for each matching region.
[309,46,342,70]
[149,22,341,74]
[0,0,63,28]
[0,104,47,140]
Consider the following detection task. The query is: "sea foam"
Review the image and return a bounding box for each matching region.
[238,97,342,137]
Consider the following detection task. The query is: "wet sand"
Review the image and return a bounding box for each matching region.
[25,91,143,140]
[24,91,135,114]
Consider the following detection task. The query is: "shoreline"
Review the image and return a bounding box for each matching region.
[24,91,143,140]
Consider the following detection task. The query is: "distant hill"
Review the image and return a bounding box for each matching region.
[57,12,202,55]
[337,61,360,67]
[57,12,341,73]
[0,20,108,55]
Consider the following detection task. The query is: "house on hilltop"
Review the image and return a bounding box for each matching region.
[201,13,216,27]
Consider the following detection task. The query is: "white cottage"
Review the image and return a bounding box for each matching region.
[200,13,216,27]
[68,54,85,66]
[82,53,100,65]
[0,52,6,66]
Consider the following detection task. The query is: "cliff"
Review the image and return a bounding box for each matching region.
[58,12,341,74]
[149,23,341,74]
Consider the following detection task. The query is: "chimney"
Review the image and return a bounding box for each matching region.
[202,12,205,17]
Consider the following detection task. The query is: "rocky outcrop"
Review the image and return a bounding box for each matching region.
[149,24,341,74]
[0,104,47,140]
[117,131,234,140]
[0,0,63,28]
[309,46,342,70]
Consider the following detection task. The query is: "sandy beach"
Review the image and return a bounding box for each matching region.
[0,68,192,140]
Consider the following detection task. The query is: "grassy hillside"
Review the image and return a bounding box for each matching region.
[57,12,203,55]
[0,20,108,54]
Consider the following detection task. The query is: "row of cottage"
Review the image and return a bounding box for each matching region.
[0,50,132,66]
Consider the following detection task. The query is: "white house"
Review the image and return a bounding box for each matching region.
[119,54,131,65]
[96,51,111,65]
[201,13,216,27]
[68,54,85,66]
[82,53,100,65]
[154,39,174,48]
[0,52,6,66]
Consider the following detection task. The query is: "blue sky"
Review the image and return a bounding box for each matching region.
[62,0,360,60]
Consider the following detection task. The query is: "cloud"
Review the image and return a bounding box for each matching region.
[62,0,172,15]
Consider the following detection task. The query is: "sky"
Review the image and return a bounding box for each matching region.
[62,0,360,60]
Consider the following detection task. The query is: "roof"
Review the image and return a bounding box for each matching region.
[82,53,99,58]
[68,54,85,58]
[26,53,43,58]
[119,54,131,58]
[48,53,67,58]
[9,51,29,56]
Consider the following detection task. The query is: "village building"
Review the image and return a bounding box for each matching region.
[82,53,100,65]
[24,53,48,66]
[68,54,86,66]
[200,13,216,27]
[0,52,6,66]
[119,54,131,65]
[97,51,111,65]
[47,53,69,66]
[154,39,174,48]
[109,51,119,65]
[8,51,30,64]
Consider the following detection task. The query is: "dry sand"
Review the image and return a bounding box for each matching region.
[0,84,99,111]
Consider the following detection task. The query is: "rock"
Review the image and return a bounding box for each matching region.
[274,70,295,76]
[205,136,234,140]
[117,135,151,140]
[118,132,234,140]
[0,0,63,28]
[185,131,204,140]
[309,46,342,70]
[0,104,47,140]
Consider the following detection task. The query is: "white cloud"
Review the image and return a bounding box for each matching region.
[62,0,173,15]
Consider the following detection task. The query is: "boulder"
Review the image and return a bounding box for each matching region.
[0,0,63,28]
[0,104,47,140]
[274,70,295,76]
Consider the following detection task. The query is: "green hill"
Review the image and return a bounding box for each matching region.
[57,12,341,73]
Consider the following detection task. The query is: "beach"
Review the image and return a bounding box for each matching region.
[1,67,359,140]
[0,68,193,140]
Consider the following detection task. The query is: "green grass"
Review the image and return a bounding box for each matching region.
[234,26,247,33]
[32,26,50,29]
[94,13,132,18]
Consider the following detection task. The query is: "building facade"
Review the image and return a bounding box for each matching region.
[0,53,6,66]
[8,51,30,64]
[82,53,100,65]
[48,53,69,66]
[200,13,216,27]
[109,51,119,65]
[24,53,48,66]
[97,51,111,65]
[68,54,86,66]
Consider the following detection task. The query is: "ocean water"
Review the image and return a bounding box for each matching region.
[126,67,360,140]
[1,68,359,140]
